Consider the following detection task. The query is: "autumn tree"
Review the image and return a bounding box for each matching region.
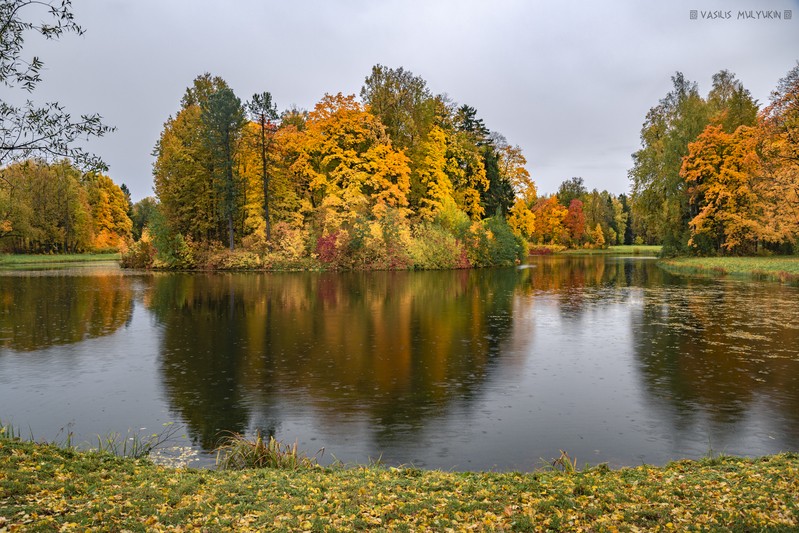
[498,142,535,201]
[280,106,307,131]
[630,73,709,253]
[502,141,537,240]
[757,62,799,249]
[680,124,763,254]
[590,223,606,248]
[131,196,158,240]
[531,196,568,245]
[291,93,411,231]
[417,125,454,220]
[154,74,233,245]
[564,199,586,245]
[707,70,759,133]
[85,173,133,250]
[433,105,489,220]
[360,65,435,152]
[582,189,612,238]
[610,196,628,245]
[246,92,279,240]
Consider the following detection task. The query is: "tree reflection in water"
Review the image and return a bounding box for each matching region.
[146,269,520,450]
[0,270,134,351]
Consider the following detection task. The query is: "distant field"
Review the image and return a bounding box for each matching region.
[559,245,662,256]
[660,256,799,283]
[0,253,120,266]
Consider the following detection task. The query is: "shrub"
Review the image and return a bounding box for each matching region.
[434,198,471,240]
[213,250,262,270]
[269,222,310,261]
[315,231,339,265]
[120,229,156,268]
[485,215,526,265]
[467,216,525,267]
[215,432,321,470]
[409,223,467,269]
[148,208,196,268]
[376,208,414,270]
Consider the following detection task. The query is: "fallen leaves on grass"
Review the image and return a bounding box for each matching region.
[1,440,798,531]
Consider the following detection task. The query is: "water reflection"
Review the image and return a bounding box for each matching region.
[633,278,799,450]
[0,269,134,351]
[145,270,520,449]
[1,258,798,468]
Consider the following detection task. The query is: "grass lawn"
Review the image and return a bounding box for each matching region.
[558,245,662,256]
[1,440,798,531]
[0,253,120,267]
[660,256,799,284]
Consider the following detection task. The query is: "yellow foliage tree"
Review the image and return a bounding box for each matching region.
[238,121,267,236]
[86,173,133,250]
[290,93,411,232]
[756,65,799,247]
[531,196,568,244]
[445,130,488,221]
[499,143,536,202]
[507,197,536,240]
[681,124,762,254]
[417,125,454,220]
[591,223,606,248]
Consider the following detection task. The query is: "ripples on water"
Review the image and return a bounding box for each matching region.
[0,256,797,470]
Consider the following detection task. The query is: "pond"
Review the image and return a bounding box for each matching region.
[1,256,798,470]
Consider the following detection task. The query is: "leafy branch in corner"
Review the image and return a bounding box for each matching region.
[0,0,113,171]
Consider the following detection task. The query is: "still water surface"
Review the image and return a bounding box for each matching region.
[1,256,798,470]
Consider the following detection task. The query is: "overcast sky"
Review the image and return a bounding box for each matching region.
[13,0,799,201]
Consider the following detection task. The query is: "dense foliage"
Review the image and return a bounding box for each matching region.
[133,67,534,269]
[0,159,131,253]
[630,66,799,256]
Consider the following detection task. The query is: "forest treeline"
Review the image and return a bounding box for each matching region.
[123,65,643,270]
[127,67,538,269]
[630,66,799,256]
[2,62,797,265]
[0,160,132,253]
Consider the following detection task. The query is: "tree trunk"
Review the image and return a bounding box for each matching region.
[261,116,271,241]
[228,213,235,252]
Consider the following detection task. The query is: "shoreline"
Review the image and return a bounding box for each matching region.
[1,439,797,530]
[1,246,663,272]
[659,256,799,284]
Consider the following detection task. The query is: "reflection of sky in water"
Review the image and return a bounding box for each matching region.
[0,299,175,447]
[0,260,798,470]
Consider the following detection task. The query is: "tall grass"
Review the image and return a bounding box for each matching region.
[551,450,579,473]
[0,418,179,460]
[0,419,20,441]
[94,423,180,459]
[215,431,323,470]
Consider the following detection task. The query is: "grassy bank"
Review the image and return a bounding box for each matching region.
[1,440,798,531]
[660,256,799,284]
[558,245,662,256]
[0,253,120,267]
